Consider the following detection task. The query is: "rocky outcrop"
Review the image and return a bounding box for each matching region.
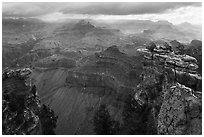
[170,40,185,54]
[137,41,202,135]
[157,83,202,135]
[72,20,96,35]
[169,39,202,75]
[190,40,202,47]
[137,42,201,91]
[185,40,202,75]
[2,68,58,135]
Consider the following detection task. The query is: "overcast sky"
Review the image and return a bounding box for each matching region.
[2,2,202,25]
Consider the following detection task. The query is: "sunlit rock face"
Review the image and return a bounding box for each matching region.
[137,41,201,91]
[157,83,202,135]
[2,68,58,135]
[136,41,202,135]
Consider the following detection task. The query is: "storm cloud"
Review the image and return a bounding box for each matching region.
[2,2,201,17]
[60,2,201,15]
[2,2,202,25]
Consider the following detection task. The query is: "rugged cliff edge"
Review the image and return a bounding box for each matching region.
[158,83,202,134]
[2,68,58,135]
[137,41,202,135]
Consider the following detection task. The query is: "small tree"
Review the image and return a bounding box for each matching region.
[39,104,58,135]
[93,104,119,135]
[121,94,157,135]
[146,109,157,135]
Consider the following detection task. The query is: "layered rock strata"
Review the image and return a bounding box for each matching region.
[137,42,202,135]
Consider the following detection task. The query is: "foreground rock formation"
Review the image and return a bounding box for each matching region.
[2,68,58,135]
[158,83,202,134]
[137,41,202,135]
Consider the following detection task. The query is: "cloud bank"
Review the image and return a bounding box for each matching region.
[2,2,202,25]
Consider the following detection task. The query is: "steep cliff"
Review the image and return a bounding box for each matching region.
[158,83,202,135]
[2,68,58,135]
[137,41,202,135]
